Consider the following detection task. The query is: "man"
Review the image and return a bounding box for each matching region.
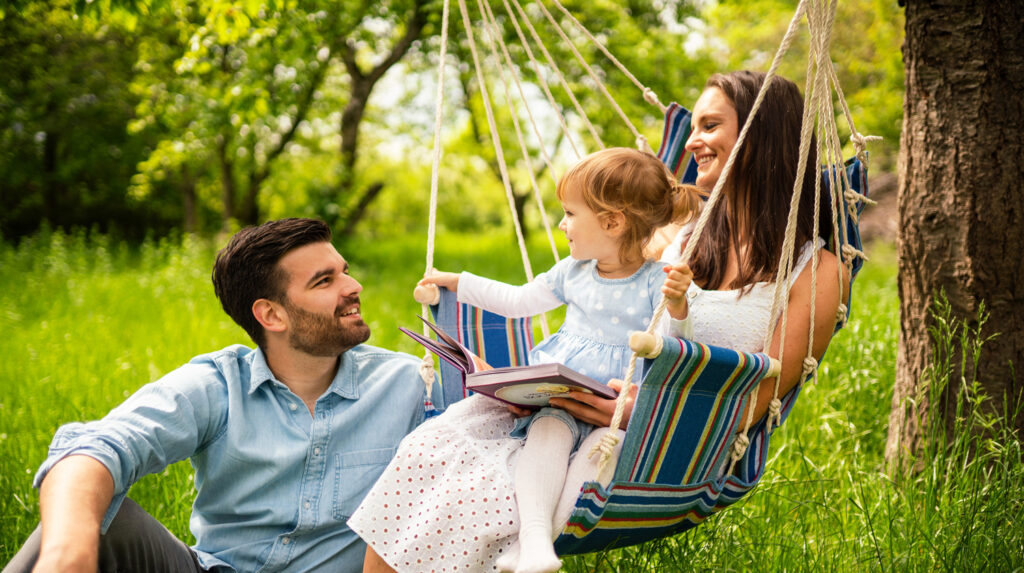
[4,218,435,572]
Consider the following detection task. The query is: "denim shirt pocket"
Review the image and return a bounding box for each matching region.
[332,446,398,522]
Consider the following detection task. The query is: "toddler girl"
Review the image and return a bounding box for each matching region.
[420,147,699,573]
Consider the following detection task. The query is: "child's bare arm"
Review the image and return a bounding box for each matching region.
[419,270,461,292]
[661,262,693,320]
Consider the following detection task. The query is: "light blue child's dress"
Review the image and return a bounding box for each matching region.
[528,257,664,384]
[506,257,666,448]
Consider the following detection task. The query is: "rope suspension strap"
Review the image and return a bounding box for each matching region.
[416,0,453,402]
[501,0,584,159]
[760,0,835,434]
[457,0,541,302]
[531,0,654,153]
[476,0,556,337]
[549,0,668,115]
[479,0,562,268]
[508,0,604,149]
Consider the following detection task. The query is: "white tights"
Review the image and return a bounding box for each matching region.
[497,423,625,573]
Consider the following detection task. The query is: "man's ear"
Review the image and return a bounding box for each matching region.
[253,299,288,333]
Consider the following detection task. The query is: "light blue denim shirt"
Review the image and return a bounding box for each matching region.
[34,343,435,572]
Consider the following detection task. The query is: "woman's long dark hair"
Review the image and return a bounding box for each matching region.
[689,71,832,291]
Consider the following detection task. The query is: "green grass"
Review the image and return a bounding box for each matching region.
[2,231,1022,570]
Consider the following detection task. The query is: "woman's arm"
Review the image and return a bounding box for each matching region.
[750,249,850,422]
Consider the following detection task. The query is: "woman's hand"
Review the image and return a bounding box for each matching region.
[662,262,693,320]
[505,403,532,418]
[418,270,460,292]
[549,379,637,429]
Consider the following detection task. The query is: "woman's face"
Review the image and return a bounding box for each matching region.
[685,87,740,190]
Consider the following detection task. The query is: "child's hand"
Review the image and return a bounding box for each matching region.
[419,270,460,292]
[661,262,693,320]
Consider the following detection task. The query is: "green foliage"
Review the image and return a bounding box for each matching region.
[3,237,1023,569]
[1,0,904,242]
[0,0,179,239]
[701,0,905,171]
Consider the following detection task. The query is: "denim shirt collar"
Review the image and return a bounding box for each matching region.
[245,346,360,400]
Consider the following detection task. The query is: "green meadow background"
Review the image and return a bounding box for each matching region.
[2,231,1021,570]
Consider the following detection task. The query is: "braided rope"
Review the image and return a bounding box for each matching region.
[476,0,556,337]
[826,58,882,167]
[418,0,453,398]
[457,0,538,290]
[756,0,828,436]
[480,0,562,267]
[532,0,646,145]
[549,0,668,114]
[500,0,583,159]
[508,0,604,148]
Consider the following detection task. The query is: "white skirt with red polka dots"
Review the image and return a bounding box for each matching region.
[349,394,523,572]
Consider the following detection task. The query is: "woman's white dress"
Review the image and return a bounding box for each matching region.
[348,228,821,572]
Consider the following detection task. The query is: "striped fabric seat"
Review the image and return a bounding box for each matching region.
[427,297,788,554]
[431,288,534,410]
[553,338,788,553]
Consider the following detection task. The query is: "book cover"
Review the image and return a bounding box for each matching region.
[400,316,617,409]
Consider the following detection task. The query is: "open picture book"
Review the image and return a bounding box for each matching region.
[400,316,617,410]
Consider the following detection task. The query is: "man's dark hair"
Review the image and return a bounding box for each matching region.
[212,218,332,348]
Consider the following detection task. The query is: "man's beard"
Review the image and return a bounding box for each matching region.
[282,297,371,356]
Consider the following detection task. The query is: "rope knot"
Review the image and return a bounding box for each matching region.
[844,189,875,207]
[849,132,882,163]
[642,87,663,109]
[768,397,784,428]
[730,432,751,462]
[841,244,868,263]
[589,429,618,460]
[802,356,819,379]
[419,356,436,386]
[635,135,654,155]
[835,303,848,324]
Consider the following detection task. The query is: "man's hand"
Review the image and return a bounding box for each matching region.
[549,378,637,429]
[661,262,693,320]
[419,271,460,293]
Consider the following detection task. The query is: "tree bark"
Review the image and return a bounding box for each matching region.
[217,136,235,230]
[333,0,426,233]
[887,0,1024,468]
[181,164,197,233]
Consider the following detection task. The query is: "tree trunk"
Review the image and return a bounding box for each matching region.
[181,165,197,233]
[217,136,236,230]
[337,181,385,239]
[332,0,426,231]
[41,129,61,224]
[887,0,1024,469]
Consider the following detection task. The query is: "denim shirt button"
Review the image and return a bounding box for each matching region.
[281,536,290,545]
[289,403,298,411]
[313,447,321,455]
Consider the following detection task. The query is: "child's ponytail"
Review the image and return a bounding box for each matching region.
[670,180,703,226]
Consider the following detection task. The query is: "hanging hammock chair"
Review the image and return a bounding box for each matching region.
[411,0,876,554]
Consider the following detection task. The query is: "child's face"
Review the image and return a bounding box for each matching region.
[558,190,621,264]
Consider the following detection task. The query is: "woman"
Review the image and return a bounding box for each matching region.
[353,70,848,573]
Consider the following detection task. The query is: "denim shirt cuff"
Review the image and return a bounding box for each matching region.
[33,423,131,533]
